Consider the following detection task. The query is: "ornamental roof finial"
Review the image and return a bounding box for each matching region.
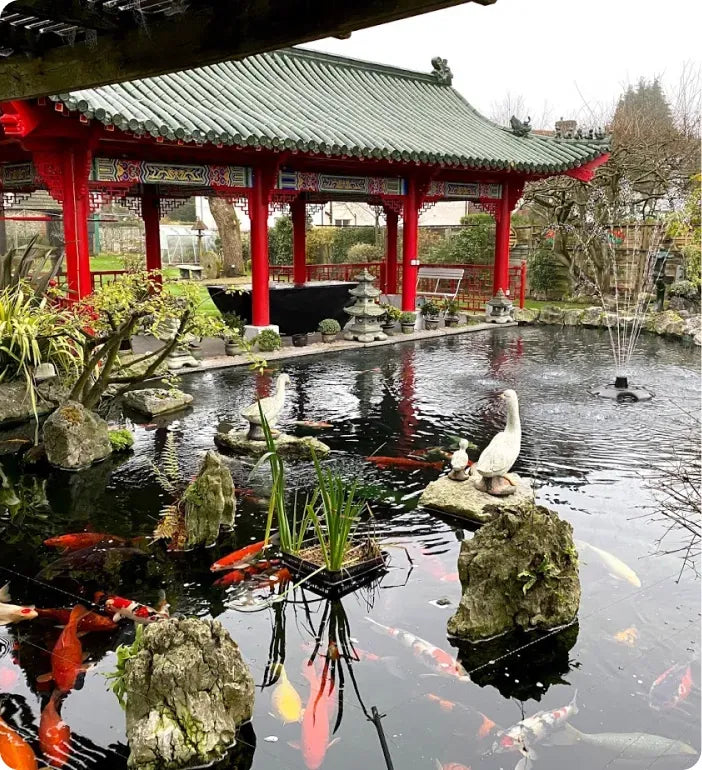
[510,115,532,137]
[430,57,452,86]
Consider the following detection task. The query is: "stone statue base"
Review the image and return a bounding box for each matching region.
[167,350,199,370]
[215,430,330,460]
[473,474,517,496]
[419,472,533,524]
[447,468,470,482]
[343,330,387,343]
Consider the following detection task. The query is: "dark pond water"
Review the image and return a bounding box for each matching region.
[0,326,700,770]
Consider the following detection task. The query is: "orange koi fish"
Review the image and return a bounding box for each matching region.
[254,568,291,591]
[210,537,277,572]
[0,712,38,770]
[365,617,470,681]
[36,608,118,633]
[213,570,246,587]
[43,605,89,692]
[365,456,443,471]
[649,662,694,711]
[104,595,169,624]
[39,691,71,768]
[425,694,497,738]
[298,662,338,770]
[44,533,127,551]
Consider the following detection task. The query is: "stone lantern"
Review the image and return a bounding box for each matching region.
[485,289,513,324]
[344,269,387,342]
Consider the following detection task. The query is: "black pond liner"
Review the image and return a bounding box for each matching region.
[281,539,389,597]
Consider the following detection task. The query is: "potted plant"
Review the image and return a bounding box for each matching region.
[291,333,309,348]
[421,299,441,330]
[444,298,460,327]
[399,311,416,334]
[318,318,341,343]
[380,303,401,335]
[256,328,282,352]
[254,407,386,597]
[222,312,245,355]
[223,329,239,356]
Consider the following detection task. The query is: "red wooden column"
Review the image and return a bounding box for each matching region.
[61,147,92,299]
[385,209,399,295]
[249,165,277,326]
[291,197,306,285]
[142,189,162,281]
[401,178,419,311]
[493,180,511,296]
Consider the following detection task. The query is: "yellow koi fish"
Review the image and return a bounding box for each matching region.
[271,664,303,724]
[613,626,638,646]
[577,541,641,587]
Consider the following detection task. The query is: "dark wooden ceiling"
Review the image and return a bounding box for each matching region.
[0,0,495,102]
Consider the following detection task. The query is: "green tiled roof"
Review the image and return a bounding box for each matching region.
[52,47,608,175]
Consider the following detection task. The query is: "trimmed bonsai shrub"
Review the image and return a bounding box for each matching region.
[109,428,134,452]
[222,312,246,335]
[420,299,441,318]
[381,303,402,322]
[444,298,460,316]
[399,312,416,325]
[256,328,282,352]
[318,318,341,335]
[346,242,383,263]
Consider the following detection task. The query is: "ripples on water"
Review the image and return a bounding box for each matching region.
[0,326,699,770]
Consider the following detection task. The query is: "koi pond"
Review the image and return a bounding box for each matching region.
[0,326,700,770]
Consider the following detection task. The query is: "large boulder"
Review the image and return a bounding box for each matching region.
[123,388,193,417]
[580,306,603,327]
[683,315,701,346]
[562,308,584,326]
[43,401,112,470]
[0,381,53,427]
[124,617,255,770]
[513,307,539,325]
[538,306,565,325]
[447,503,580,641]
[419,472,533,524]
[183,451,236,548]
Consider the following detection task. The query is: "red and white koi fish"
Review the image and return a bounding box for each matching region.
[649,662,694,711]
[105,595,169,624]
[210,536,278,573]
[435,762,471,770]
[0,584,37,626]
[365,456,443,471]
[492,691,578,762]
[365,617,470,681]
[43,532,127,551]
[39,691,71,768]
[36,608,118,633]
[0,711,38,770]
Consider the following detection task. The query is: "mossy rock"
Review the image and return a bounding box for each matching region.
[513,307,539,324]
[215,430,330,459]
[538,306,565,325]
[447,502,580,641]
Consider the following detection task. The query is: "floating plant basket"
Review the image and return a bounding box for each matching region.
[282,537,388,597]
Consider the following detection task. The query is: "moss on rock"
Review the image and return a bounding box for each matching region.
[447,502,580,641]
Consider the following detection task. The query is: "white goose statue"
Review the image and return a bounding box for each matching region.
[473,389,521,495]
[448,438,470,481]
[241,374,291,440]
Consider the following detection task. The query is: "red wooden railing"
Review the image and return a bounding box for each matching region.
[57,270,126,290]
[272,260,526,312]
[271,262,385,284]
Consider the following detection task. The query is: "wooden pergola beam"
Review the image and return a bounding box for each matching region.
[7,0,120,31]
[0,0,496,101]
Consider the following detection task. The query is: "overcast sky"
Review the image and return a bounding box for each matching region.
[305,0,701,129]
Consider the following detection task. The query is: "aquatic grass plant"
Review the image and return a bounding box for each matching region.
[252,405,372,571]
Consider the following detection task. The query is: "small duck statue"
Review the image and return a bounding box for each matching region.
[448,438,470,481]
[473,389,521,496]
[241,373,290,440]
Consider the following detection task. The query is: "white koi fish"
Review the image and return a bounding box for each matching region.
[0,583,37,626]
[577,541,641,587]
[492,691,578,762]
[365,617,470,681]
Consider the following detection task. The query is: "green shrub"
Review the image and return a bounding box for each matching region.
[346,243,383,263]
[443,298,460,316]
[381,303,402,321]
[222,312,245,335]
[330,227,376,263]
[682,244,701,288]
[109,428,134,452]
[256,328,282,352]
[318,318,341,335]
[527,247,571,300]
[424,213,495,265]
[669,280,700,301]
[399,311,416,325]
[268,216,293,266]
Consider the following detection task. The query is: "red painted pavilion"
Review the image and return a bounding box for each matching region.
[0,47,609,327]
